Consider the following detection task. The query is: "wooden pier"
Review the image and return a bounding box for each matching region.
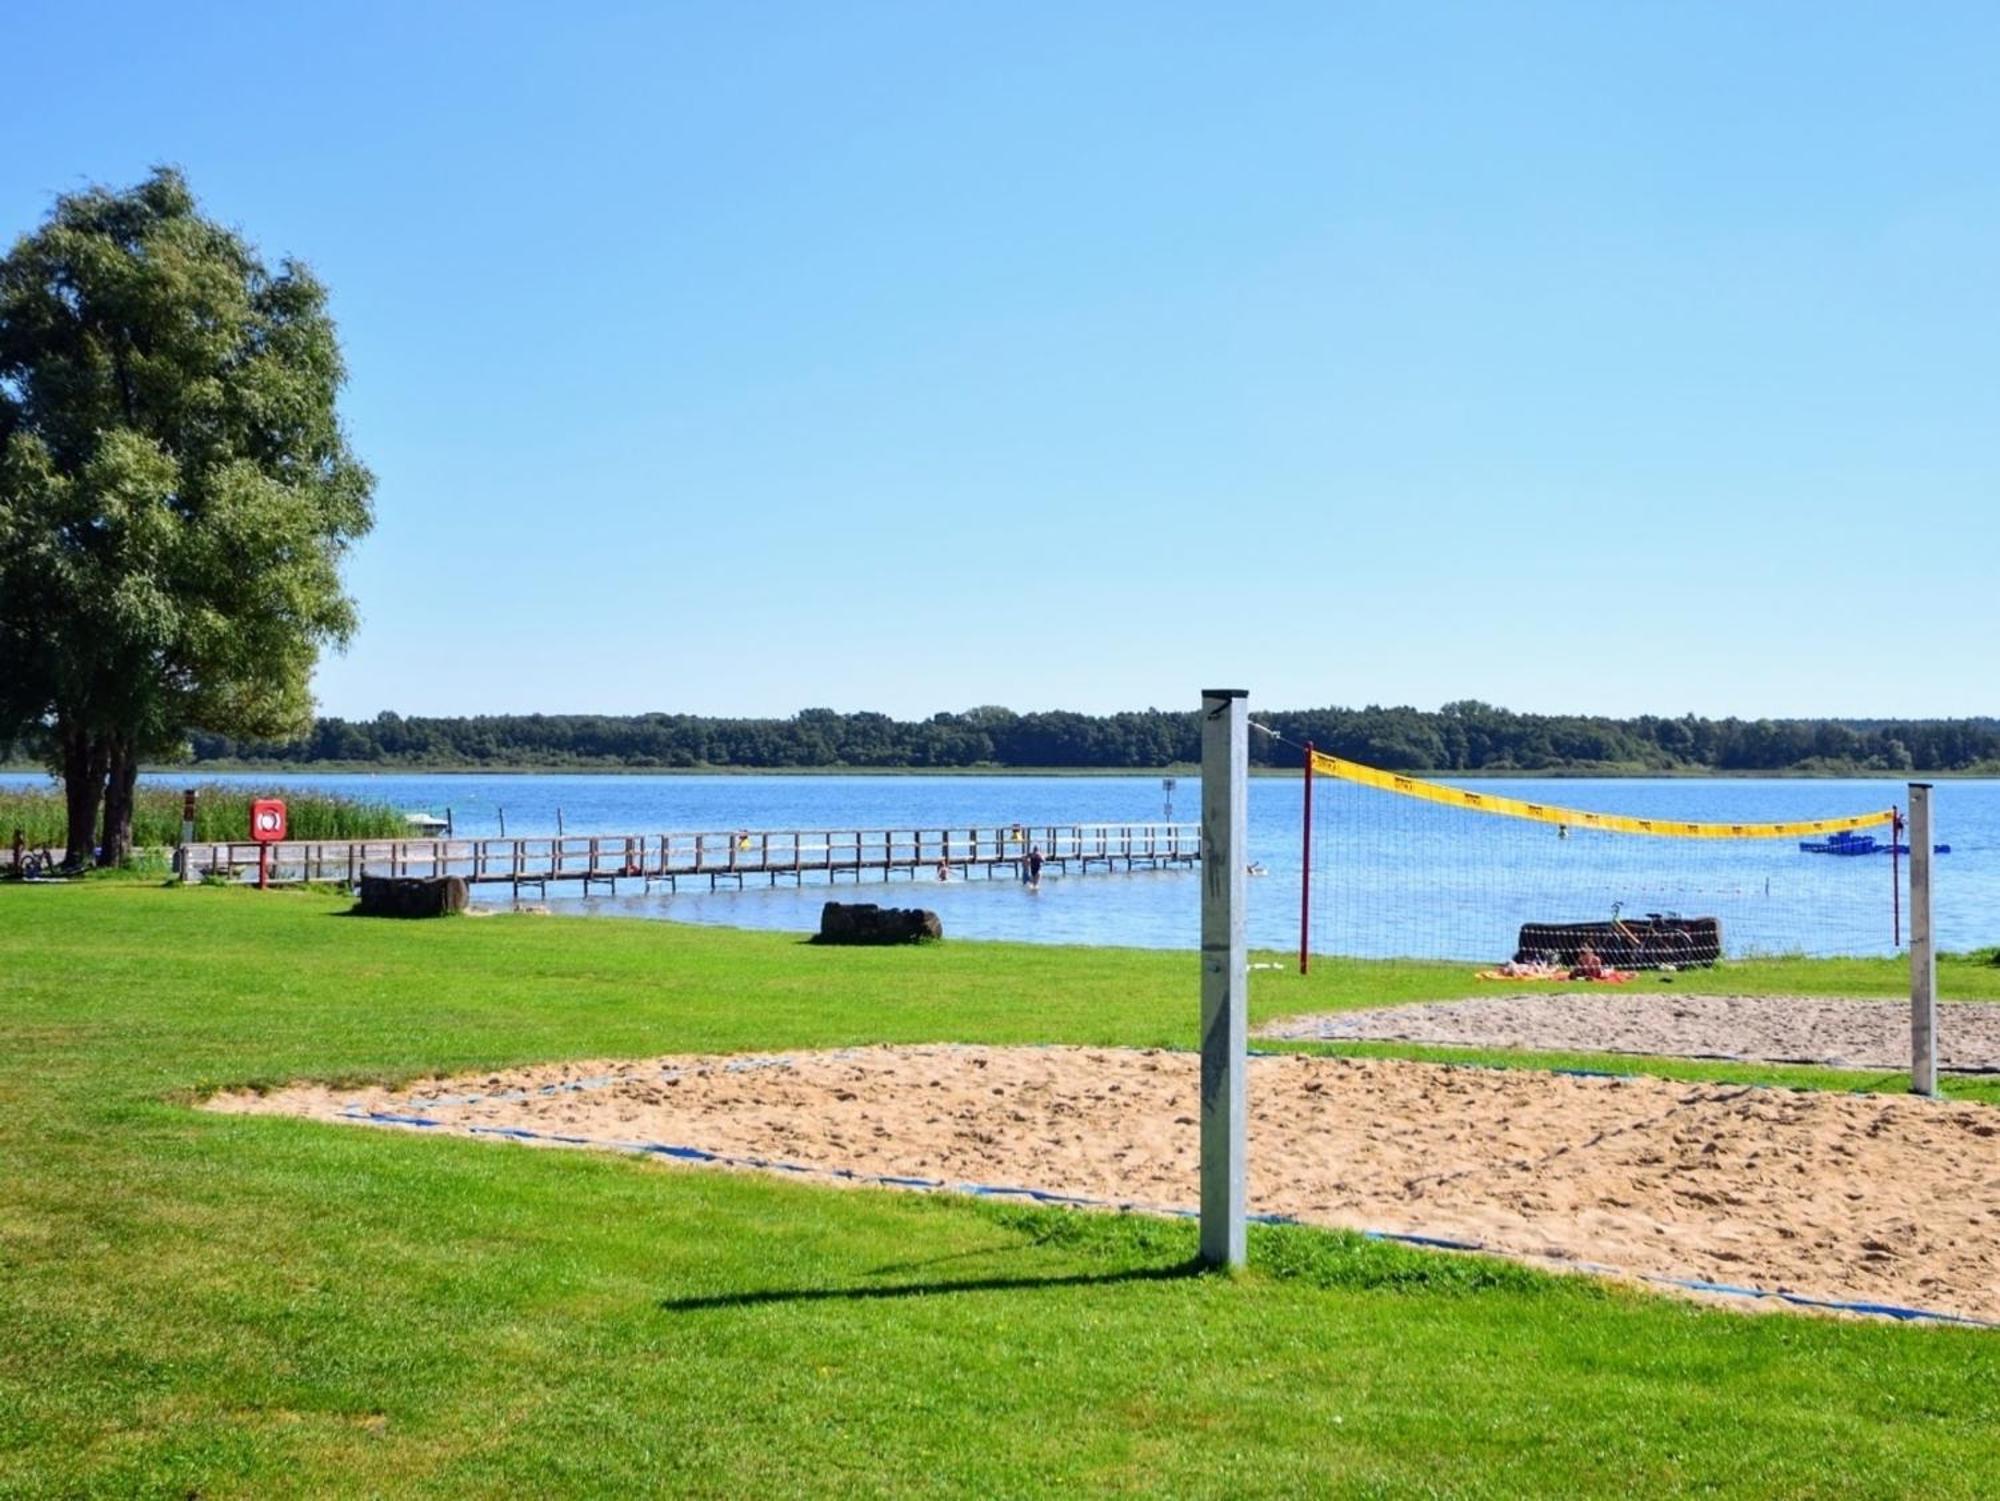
[181,822,1202,894]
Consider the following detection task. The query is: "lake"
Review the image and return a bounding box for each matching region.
[6,769,1993,959]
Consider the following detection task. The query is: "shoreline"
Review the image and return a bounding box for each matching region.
[70,764,2000,781]
[3,761,1996,781]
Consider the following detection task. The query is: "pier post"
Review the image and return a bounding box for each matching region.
[1908,783,1937,1097]
[178,789,196,883]
[1199,688,1248,1269]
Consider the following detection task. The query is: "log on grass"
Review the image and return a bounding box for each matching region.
[356,874,469,919]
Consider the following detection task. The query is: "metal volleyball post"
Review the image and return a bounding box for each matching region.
[1908,783,1937,1097]
[1298,741,1315,976]
[1199,689,1248,1270]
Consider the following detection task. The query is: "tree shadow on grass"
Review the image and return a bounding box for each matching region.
[659,1259,1206,1314]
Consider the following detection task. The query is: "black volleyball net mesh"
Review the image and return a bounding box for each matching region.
[1299,751,1904,968]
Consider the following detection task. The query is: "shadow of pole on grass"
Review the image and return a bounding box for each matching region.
[658,1260,1206,1314]
[860,1241,1046,1278]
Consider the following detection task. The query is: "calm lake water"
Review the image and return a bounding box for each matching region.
[8,769,1994,959]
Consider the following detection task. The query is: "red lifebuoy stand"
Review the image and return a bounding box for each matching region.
[250,799,287,889]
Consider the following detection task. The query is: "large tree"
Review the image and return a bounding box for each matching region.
[0,168,372,865]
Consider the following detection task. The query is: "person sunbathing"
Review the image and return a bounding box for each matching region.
[1477,957,1568,981]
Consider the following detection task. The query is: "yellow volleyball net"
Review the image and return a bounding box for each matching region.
[1296,748,1904,971]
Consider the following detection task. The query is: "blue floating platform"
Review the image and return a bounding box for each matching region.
[1798,833,1950,856]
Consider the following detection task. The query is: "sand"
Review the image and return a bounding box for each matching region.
[210,1045,2000,1324]
[1258,993,2000,1072]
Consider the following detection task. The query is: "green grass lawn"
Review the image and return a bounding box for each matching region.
[2,883,1995,1497]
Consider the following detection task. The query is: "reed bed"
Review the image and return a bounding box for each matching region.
[1,783,408,848]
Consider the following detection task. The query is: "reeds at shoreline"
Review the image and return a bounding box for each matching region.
[1,783,408,849]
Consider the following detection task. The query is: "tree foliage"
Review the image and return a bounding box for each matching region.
[116,704,2000,775]
[0,168,371,863]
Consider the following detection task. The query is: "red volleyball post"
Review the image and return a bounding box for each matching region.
[1298,741,1315,975]
[1891,806,1902,949]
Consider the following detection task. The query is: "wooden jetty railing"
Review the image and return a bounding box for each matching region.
[181,822,1203,893]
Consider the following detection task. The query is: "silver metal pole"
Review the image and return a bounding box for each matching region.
[1199,688,1248,1269]
[1909,782,1937,1097]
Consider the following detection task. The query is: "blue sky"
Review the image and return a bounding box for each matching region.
[7,2,1995,720]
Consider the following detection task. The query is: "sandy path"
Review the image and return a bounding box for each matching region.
[1260,993,2000,1072]
[210,1046,2000,1324]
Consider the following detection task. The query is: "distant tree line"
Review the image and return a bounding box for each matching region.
[15,700,1989,774]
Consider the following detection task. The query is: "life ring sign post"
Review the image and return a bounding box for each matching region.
[250,798,287,890]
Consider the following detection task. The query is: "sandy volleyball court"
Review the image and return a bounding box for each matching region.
[210,1045,2000,1324]
[1259,993,2000,1072]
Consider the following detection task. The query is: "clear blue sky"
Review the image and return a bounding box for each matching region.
[8,2,1995,721]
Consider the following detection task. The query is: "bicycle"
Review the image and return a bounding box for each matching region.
[1609,902,1697,970]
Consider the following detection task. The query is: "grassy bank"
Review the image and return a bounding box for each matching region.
[1,885,1995,1496]
[0,782,407,848]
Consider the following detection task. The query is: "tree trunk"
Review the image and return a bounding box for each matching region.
[99,738,139,868]
[58,723,107,872]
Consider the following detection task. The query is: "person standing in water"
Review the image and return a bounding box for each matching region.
[1027,845,1045,889]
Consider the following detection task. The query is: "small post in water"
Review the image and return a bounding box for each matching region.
[1908,783,1937,1097]
[1200,688,1249,1269]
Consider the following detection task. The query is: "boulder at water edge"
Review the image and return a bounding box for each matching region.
[815,901,943,944]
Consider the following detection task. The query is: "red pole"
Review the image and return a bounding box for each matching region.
[1891,806,1902,949]
[1299,741,1315,975]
